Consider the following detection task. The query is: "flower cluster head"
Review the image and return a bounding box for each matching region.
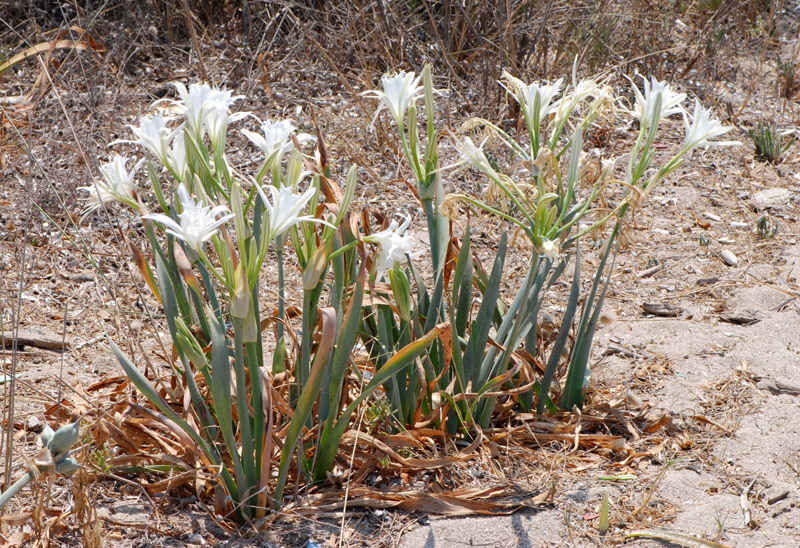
[256,180,330,244]
[682,99,740,151]
[113,114,178,168]
[78,155,142,217]
[630,75,686,124]
[363,215,417,278]
[173,82,245,138]
[143,183,233,254]
[501,71,564,130]
[243,119,313,165]
[454,136,497,178]
[363,70,423,126]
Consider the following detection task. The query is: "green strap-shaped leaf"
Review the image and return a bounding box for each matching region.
[109,341,239,507]
[452,228,473,339]
[314,267,366,481]
[312,323,449,486]
[273,307,337,506]
[561,226,619,409]
[207,310,246,507]
[463,233,506,386]
[538,247,581,413]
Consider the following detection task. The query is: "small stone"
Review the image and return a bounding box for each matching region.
[702,211,722,222]
[721,249,738,266]
[27,416,42,432]
[751,188,792,210]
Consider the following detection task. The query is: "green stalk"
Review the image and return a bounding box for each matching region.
[232,317,257,515]
[276,247,286,341]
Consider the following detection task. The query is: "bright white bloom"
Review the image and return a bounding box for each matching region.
[172,82,244,136]
[363,216,416,278]
[112,114,178,167]
[242,119,312,162]
[362,71,423,125]
[204,98,250,148]
[168,131,189,182]
[630,76,686,123]
[256,183,326,243]
[539,238,560,261]
[455,136,497,177]
[501,71,564,129]
[682,99,740,150]
[78,155,142,216]
[143,183,233,254]
[553,77,600,127]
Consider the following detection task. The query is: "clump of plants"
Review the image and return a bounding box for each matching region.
[748,122,794,163]
[66,65,737,523]
[777,56,798,99]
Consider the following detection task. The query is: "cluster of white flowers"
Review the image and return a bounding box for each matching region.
[362,71,423,126]
[358,70,739,264]
[78,155,143,217]
[501,71,565,132]
[84,69,738,275]
[83,81,417,278]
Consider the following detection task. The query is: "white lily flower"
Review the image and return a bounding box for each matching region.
[111,114,178,167]
[501,71,564,129]
[204,98,250,150]
[242,119,312,162]
[553,77,600,127]
[173,82,244,137]
[78,155,142,216]
[454,136,498,178]
[539,238,560,261]
[630,76,686,123]
[143,183,233,254]
[168,131,189,182]
[362,70,423,125]
[256,182,328,243]
[363,216,416,278]
[682,99,740,150]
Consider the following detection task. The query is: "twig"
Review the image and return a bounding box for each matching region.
[180,0,209,82]
[635,264,662,278]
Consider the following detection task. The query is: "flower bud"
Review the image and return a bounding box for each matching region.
[48,421,80,458]
[303,245,329,291]
[389,265,412,322]
[56,457,81,476]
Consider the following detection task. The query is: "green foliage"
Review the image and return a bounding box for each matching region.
[98,63,738,523]
[748,122,794,163]
[777,57,797,99]
[756,214,778,239]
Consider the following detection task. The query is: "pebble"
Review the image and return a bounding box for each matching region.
[752,188,792,210]
[721,249,738,266]
[27,416,42,432]
[702,211,722,222]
